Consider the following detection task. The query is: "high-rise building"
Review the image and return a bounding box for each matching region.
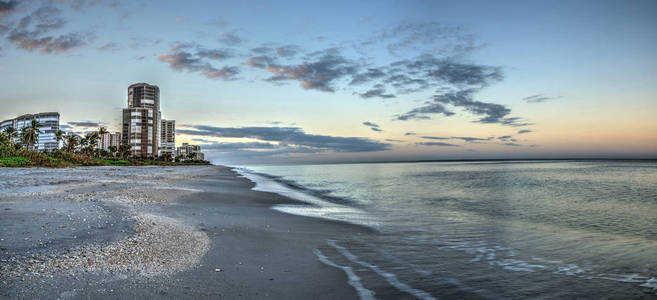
[96,132,121,151]
[159,119,175,158]
[122,83,160,157]
[0,112,60,151]
[176,142,204,161]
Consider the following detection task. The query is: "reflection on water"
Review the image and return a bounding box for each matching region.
[242,161,657,298]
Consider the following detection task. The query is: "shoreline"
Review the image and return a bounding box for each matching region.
[0,165,374,299]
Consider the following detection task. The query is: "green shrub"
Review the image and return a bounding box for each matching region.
[0,157,32,167]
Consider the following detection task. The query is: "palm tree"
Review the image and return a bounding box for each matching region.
[0,132,10,156]
[96,127,108,156]
[87,132,99,154]
[98,127,108,137]
[97,126,107,146]
[3,126,17,143]
[78,135,89,154]
[55,129,65,150]
[108,145,118,157]
[64,134,79,152]
[118,143,131,159]
[21,120,42,150]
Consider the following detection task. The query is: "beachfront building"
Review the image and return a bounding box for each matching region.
[96,132,121,151]
[176,143,204,161]
[121,83,161,158]
[159,119,175,159]
[0,112,61,151]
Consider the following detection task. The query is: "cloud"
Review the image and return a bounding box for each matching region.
[356,87,395,99]
[244,55,276,69]
[198,141,278,150]
[419,135,493,143]
[9,32,90,53]
[350,68,386,85]
[204,147,324,164]
[397,89,528,126]
[424,60,502,88]
[250,45,274,54]
[177,125,391,152]
[209,20,532,128]
[6,5,92,54]
[364,20,479,56]
[421,136,449,140]
[66,121,100,127]
[362,121,383,132]
[262,48,359,92]
[0,0,18,21]
[404,132,416,136]
[451,136,493,142]
[97,42,120,51]
[517,129,533,134]
[451,136,493,143]
[385,139,403,142]
[203,66,239,79]
[356,88,395,99]
[349,54,502,99]
[219,31,242,45]
[503,142,521,147]
[384,56,503,89]
[395,102,454,120]
[523,94,558,103]
[497,135,512,141]
[275,44,302,57]
[416,142,459,147]
[196,48,234,60]
[158,44,239,80]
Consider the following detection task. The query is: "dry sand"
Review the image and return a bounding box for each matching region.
[0,166,371,299]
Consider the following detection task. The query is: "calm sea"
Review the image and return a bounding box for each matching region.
[237,160,657,299]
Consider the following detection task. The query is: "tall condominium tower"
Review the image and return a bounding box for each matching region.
[96,132,121,151]
[122,83,161,157]
[159,119,175,158]
[0,112,60,151]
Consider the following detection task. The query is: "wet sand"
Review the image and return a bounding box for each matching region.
[0,166,373,299]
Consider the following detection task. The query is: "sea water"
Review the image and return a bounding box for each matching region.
[238,160,657,299]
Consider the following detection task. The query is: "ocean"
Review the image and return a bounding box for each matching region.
[237,160,657,299]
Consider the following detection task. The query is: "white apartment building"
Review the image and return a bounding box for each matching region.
[0,112,61,151]
[176,142,204,161]
[159,119,175,158]
[96,132,121,151]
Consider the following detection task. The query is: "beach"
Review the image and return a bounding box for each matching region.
[0,166,377,299]
[2,162,656,299]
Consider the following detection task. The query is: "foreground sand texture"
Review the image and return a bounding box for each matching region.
[0,166,375,299]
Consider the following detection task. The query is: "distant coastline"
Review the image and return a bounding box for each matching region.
[245,157,657,166]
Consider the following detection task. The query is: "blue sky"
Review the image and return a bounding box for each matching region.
[1,0,656,164]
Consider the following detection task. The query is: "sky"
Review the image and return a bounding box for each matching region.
[1,0,656,164]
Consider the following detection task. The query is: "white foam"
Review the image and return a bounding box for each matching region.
[313,249,376,300]
[640,277,657,290]
[328,240,436,300]
[235,168,378,227]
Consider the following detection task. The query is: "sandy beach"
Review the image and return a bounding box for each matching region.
[0,166,377,299]
[3,164,655,299]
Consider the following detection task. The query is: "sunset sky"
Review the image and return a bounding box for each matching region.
[1,0,656,164]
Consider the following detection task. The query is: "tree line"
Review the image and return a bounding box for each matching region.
[1,120,131,158]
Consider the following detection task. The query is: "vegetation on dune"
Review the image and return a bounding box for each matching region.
[0,125,210,168]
